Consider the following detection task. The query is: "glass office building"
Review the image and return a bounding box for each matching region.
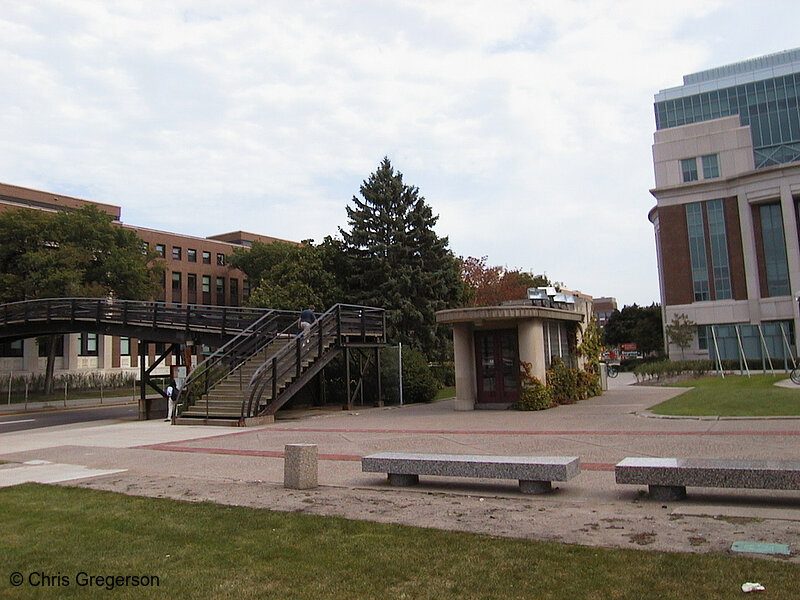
[654,47,800,169]
[648,48,800,362]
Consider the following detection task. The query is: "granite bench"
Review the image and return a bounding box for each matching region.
[362,452,580,494]
[615,457,800,501]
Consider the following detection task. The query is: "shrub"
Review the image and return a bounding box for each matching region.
[380,347,439,404]
[514,362,553,411]
[546,357,581,404]
[429,362,455,387]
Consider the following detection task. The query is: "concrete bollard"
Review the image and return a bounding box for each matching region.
[284,443,318,489]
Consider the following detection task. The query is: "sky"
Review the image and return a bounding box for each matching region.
[3,1,800,307]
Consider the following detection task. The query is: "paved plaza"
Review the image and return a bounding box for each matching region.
[1,374,799,560]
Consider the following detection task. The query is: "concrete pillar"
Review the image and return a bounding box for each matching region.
[97,335,112,370]
[780,185,800,353]
[23,338,38,373]
[64,334,79,372]
[452,322,476,411]
[738,193,762,322]
[284,444,318,489]
[519,320,546,383]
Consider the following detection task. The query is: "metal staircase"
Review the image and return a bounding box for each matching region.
[176,304,385,426]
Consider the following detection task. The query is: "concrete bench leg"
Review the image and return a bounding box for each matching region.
[519,480,552,494]
[648,485,686,501]
[388,473,419,486]
[284,443,318,490]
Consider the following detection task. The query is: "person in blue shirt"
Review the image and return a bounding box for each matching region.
[299,306,316,337]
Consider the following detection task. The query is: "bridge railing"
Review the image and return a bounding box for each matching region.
[0,298,270,336]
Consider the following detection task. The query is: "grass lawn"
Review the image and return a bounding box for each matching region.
[435,385,456,400]
[651,374,800,416]
[1,484,798,599]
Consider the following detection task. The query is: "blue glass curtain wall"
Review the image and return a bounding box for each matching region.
[704,321,795,363]
[655,73,800,168]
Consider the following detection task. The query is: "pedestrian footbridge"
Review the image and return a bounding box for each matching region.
[0,299,386,426]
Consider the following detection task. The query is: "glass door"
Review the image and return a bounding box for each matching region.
[475,329,519,404]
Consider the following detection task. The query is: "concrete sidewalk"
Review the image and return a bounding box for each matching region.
[1,379,799,559]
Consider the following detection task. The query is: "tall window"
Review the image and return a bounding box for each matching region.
[172,246,182,260]
[216,253,225,266]
[759,203,790,296]
[202,251,211,264]
[187,273,197,304]
[120,337,131,356]
[80,333,98,356]
[701,154,719,179]
[202,275,211,304]
[155,244,166,258]
[230,278,239,306]
[686,203,710,301]
[216,277,225,305]
[706,200,731,299]
[171,272,182,303]
[681,157,698,182]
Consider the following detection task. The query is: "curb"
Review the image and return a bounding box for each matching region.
[0,396,142,416]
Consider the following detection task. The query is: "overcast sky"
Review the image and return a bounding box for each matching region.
[3,1,800,307]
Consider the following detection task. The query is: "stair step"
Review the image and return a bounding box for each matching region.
[174,416,241,427]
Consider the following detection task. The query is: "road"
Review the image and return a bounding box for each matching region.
[0,403,138,433]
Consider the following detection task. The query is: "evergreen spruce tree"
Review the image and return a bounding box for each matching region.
[340,157,463,357]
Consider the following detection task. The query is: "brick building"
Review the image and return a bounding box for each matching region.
[0,181,293,378]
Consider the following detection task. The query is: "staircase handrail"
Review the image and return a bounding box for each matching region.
[178,309,299,415]
[242,304,385,418]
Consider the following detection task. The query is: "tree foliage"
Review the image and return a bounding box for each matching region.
[603,303,664,356]
[460,256,550,306]
[339,157,464,357]
[665,312,695,359]
[229,239,342,311]
[0,206,160,302]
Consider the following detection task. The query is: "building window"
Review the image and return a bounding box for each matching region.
[759,203,790,297]
[120,337,131,356]
[243,279,250,302]
[230,278,239,306]
[701,154,719,179]
[80,333,98,356]
[216,277,225,305]
[216,253,225,266]
[155,244,166,258]
[697,326,708,351]
[187,248,197,263]
[706,199,731,300]
[38,335,64,357]
[187,273,197,304]
[681,157,698,182]
[202,275,211,304]
[686,203,710,301]
[141,241,149,255]
[0,340,23,358]
[171,272,182,303]
[202,251,211,264]
[172,246,182,260]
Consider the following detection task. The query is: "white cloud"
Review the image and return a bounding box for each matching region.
[2,0,800,306]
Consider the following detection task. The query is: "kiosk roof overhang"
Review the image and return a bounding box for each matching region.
[435,305,584,325]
